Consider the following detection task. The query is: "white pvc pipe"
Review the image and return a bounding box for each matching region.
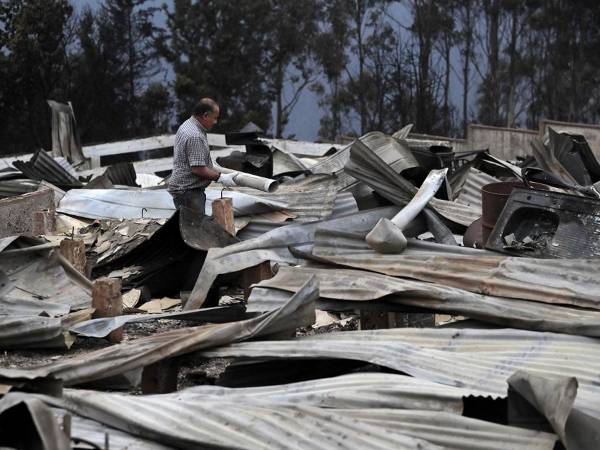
[390,168,448,229]
[366,168,447,253]
[215,164,279,193]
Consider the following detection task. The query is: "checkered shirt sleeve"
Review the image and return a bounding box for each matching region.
[185,134,211,167]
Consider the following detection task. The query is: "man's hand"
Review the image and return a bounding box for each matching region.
[218,172,238,187]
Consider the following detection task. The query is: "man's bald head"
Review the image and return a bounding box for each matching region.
[193,98,218,117]
[194,98,220,130]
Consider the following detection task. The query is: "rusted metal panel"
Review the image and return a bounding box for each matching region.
[0,277,317,387]
[248,265,600,336]
[454,167,500,211]
[310,228,600,310]
[185,207,400,310]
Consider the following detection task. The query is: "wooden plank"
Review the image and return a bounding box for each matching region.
[59,239,86,274]
[92,278,123,343]
[211,197,235,235]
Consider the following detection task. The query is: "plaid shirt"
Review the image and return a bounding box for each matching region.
[168,116,213,195]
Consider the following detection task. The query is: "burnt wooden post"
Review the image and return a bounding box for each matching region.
[141,358,181,394]
[242,261,273,300]
[61,414,71,440]
[59,239,86,274]
[212,197,235,235]
[91,277,123,343]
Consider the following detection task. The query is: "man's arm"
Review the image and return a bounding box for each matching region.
[191,165,220,181]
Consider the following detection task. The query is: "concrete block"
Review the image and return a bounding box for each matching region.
[0,189,55,238]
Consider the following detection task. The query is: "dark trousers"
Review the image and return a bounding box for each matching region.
[172,188,206,215]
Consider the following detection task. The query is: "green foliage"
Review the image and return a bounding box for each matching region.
[160,0,273,133]
[70,0,160,142]
[3,0,600,156]
[0,0,73,154]
[138,82,173,134]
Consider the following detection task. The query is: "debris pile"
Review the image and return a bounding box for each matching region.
[1,120,600,449]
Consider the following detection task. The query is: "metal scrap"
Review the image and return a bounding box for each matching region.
[203,327,600,419]
[185,206,400,309]
[248,265,600,336]
[309,227,600,309]
[13,149,82,189]
[0,277,317,387]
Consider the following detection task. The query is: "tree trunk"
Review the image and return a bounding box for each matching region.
[332,76,340,139]
[355,0,367,135]
[506,7,518,127]
[126,3,136,133]
[487,0,500,125]
[462,0,472,136]
[443,33,451,135]
[275,60,284,138]
[414,0,434,133]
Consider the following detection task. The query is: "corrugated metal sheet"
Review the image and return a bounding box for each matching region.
[310,227,600,309]
[0,167,23,181]
[346,139,480,226]
[104,162,138,186]
[13,149,82,189]
[57,188,286,220]
[309,132,419,188]
[261,138,343,157]
[168,372,470,412]
[272,148,323,175]
[0,178,40,198]
[57,188,174,219]
[237,190,358,241]
[53,156,78,178]
[310,144,352,175]
[47,100,84,163]
[53,408,172,450]
[7,384,554,450]
[332,191,358,216]
[454,167,500,210]
[248,266,600,336]
[340,409,556,450]
[0,248,91,349]
[47,391,444,450]
[0,395,71,449]
[507,370,600,449]
[203,327,600,418]
[0,277,317,386]
[0,235,20,252]
[0,296,70,316]
[1,252,91,311]
[70,305,246,338]
[0,315,69,349]
[229,176,342,223]
[22,380,556,450]
[185,206,400,309]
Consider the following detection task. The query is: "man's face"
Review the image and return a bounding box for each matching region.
[199,106,220,130]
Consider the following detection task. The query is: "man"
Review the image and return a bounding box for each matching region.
[168,97,238,214]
